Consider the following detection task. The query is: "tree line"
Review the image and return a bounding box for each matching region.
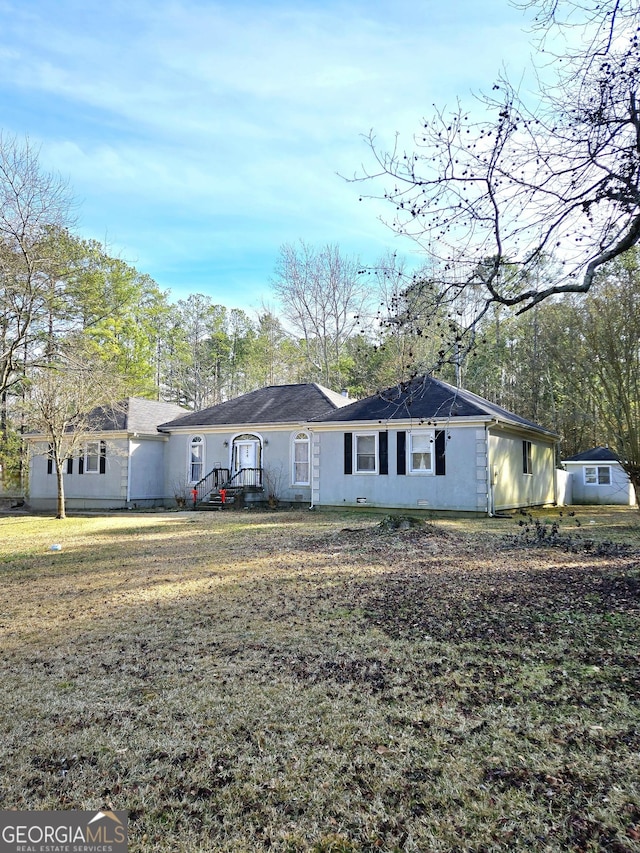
[2,0,639,504]
[1,130,638,499]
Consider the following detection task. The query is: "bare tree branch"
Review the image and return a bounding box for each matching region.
[350,0,640,358]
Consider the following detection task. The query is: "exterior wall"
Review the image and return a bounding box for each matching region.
[164,431,227,503]
[128,437,171,506]
[28,438,131,511]
[27,420,559,515]
[556,469,572,506]
[164,427,313,505]
[261,429,313,504]
[564,462,635,506]
[313,425,488,512]
[490,430,556,511]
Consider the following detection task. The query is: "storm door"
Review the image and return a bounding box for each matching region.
[231,434,261,487]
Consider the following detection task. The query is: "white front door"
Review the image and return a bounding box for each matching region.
[232,439,260,486]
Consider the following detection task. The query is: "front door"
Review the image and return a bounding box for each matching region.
[232,437,260,487]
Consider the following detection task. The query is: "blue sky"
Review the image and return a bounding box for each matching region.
[0,0,537,311]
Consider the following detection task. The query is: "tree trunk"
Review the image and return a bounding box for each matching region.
[55,459,66,519]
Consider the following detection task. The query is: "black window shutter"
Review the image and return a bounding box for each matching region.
[78,454,84,475]
[396,431,406,475]
[66,457,73,475]
[99,440,107,474]
[379,432,388,475]
[344,432,352,475]
[435,430,446,476]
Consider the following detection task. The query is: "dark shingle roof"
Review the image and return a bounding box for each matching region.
[160,384,349,428]
[311,376,555,434]
[563,446,621,463]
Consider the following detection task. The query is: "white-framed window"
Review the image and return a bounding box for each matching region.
[523,440,533,475]
[355,433,377,473]
[189,435,205,483]
[292,431,310,485]
[409,430,435,474]
[85,441,101,473]
[584,465,611,485]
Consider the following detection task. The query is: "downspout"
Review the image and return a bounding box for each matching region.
[126,436,133,506]
[308,428,316,510]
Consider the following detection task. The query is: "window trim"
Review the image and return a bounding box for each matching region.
[84,441,101,474]
[292,431,310,486]
[408,429,435,475]
[523,440,533,475]
[188,434,205,484]
[584,465,611,486]
[354,432,378,474]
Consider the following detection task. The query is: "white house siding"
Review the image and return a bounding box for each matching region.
[314,425,487,512]
[563,461,636,506]
[165,431,227,502]
[260,429,312,504]
[556,469,572,506]
[127,436,171,507]
[28,438,129,511]
[163,427,313,506]
[490,430,556,511]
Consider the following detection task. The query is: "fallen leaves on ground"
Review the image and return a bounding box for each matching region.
[0,510,639,852]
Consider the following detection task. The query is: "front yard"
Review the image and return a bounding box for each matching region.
[0,508,639,852]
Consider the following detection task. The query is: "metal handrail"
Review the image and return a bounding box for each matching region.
[225,467,263,489]
[193,466,263,504]
[193,467,230,503]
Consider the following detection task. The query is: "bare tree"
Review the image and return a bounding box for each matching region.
[25,341,126,518]
[271,241,370,387]
[354,0,640,355]
[0,134,74,399]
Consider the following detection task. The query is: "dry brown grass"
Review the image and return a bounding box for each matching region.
[1,507,639,852]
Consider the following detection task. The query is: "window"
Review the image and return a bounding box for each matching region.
[523,440,533,475]
[344,432,387,474]
[584,465,611,485]
[409,431,434,474]
[292,432,310,485]
[398,430,446,476]
[189,435,204,483]
[79,440,106,475]
[85,441,100,473]
[355,433,377,473]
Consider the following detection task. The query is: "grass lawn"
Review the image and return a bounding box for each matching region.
[0,506,639,852]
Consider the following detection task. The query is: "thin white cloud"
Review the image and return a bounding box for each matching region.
[0,0,538,305]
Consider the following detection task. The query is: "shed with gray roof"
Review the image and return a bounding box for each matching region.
[562,447,636,506]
